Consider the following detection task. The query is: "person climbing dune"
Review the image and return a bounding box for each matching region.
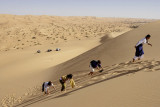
[42,81,56,95]
[88,60,103,75]
[59,74,75,92]
[133,34,152,62]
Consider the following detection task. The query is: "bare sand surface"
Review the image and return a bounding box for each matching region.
[29,60,160,107]
[9,20,160,107]
[0,36,101,101]
[10,59,160,107]
[0,14,157,107]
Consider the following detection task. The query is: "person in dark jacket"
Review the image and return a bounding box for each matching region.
[88,60,103,75]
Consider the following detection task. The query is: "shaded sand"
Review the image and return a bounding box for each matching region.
[8,20,160,107]
[0,37,102,105]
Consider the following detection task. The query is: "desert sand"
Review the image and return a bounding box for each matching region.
[0,14,153,51]
[27,21,160,107]
[0,14,159,107]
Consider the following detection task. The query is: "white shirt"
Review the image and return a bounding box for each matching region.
[44,82,54,92]
[136,38,148,47]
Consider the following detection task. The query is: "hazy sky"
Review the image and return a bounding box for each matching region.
[0,0,160,19]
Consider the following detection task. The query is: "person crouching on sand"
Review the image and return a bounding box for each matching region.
[133,34,152,62]
[88,60,103,75]
[42,81,56,95]
[59,74,75,92]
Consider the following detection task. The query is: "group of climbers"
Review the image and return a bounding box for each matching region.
[42,34,152,95]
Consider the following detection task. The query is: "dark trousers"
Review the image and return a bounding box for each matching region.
[59,80,66,91]
[135,44,144,57]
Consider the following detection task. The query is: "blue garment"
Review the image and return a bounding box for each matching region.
[90,60,101,68]
[135,44,144,57]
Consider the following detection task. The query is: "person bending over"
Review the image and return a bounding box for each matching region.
[59,74,75,92]
[42,81,56,95]
[88,60,103,75]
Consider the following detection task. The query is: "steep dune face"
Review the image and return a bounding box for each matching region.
[50,21,160,79]
[14,20,160,107]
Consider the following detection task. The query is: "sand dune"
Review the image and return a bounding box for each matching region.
[50,20,160,79]
[7,20,160,107]
[0,37,101,103]
[15,59,160,107]
[0,15,159,107]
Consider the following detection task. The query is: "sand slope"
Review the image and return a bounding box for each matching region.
[30,60,160,107]
[0,37,101,102]
[0,15,159,107]
[13,59,160,107]
[12,20,160,107]
[49,20,160,79]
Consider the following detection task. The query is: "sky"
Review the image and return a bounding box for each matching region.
[0,0,160,19]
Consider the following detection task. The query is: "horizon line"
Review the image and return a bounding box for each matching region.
[0,13,159,20]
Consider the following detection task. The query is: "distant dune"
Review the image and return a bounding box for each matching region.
[0,14,153,51]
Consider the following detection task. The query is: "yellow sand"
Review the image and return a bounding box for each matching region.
[0,14,158,107]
